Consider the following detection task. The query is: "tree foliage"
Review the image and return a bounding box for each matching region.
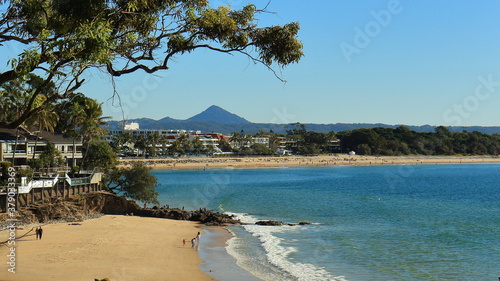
[56,93,109,144]
[28,142,65,168]
[338,126,500,156]
[106,161,159,204]
[285,123,337,155]
[82,140,117,171]
[0,0,303,130]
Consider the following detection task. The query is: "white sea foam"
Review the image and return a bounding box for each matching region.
[226,212,348,281]
[225,212,260,224]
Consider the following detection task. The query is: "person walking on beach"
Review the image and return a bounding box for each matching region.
[35,227,39,240]
[38,227,43,240]
[183,239,186,246]
[191,238,196,248]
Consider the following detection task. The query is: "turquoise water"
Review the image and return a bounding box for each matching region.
[153,164,500,280]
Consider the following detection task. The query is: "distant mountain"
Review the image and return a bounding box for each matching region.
[158,116,181,123]
[105,105,500,135]
[186,105,251,124]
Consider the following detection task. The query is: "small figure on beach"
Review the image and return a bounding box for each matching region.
[35,227,40,239]
[196,232,201,240]
[191,238,196,248]
[183,239,186,246]
[38,227,43,240]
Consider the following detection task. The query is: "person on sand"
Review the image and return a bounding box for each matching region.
[196,232,201,240]
[191,238,196,248]
[183,239,186,246]
[38,227,43,240]
[35,227,39,240]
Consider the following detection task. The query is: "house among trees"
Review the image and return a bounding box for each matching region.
[0,129,83,166]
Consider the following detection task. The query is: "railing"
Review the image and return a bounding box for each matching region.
[0,169,102,195]
[67,177,91,186]
[65,168,99,186]
[17,175,59,194]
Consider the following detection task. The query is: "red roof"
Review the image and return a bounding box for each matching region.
[205,133,228,140]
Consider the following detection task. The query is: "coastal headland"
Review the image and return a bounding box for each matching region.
[118,155,500,170]
[1,215,215,281]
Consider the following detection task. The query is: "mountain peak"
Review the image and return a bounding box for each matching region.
[187,105,251,124]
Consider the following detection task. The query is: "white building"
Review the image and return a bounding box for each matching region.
[103,123,224,154]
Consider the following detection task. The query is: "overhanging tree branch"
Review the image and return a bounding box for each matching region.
[0,0,303,130]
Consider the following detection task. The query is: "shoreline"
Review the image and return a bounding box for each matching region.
[1,215,214,281]
[118,155,500,170]
[199,226,261,281]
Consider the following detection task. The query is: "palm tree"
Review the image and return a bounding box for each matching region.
[2,75,62,165]
[1,73,66,152]
[27,104,59,133]
[26,103,59,160]
[79,98,110,144]
[0,79,24,126]
[57,94,109,143]
[242,134,254,147]
[134,134,149,157]
[229,131,241,149]
[169,140,184,156]
[255,129,267,137]
[268,134,281,153]
[147,132,161,157]
[113,131,133,153]
[192,137,206,155]
[177,134,192,154]
[56,94,110,167]
[159,135,170,155]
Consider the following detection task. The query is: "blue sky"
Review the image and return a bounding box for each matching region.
[5,1,500,126]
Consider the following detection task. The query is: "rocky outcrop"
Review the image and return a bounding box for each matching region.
[254,220,313,226]
[255,220,285,226]
[134,207,240,225]
[84,192,140,215]
[17,192,239,226]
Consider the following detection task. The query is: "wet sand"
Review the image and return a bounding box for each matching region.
[199,226,261,281]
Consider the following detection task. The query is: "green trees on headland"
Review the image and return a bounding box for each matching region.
[338,126,500,156]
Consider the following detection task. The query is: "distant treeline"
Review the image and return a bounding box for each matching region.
[337,126,500,156]
[106,120,500,135]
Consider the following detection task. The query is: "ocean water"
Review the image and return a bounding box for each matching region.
[152,164,500,281]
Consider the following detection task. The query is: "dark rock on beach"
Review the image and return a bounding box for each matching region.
[13,191,240,226]
[255,220,284,226]
[135,206,240,226]
[254,220,313,226]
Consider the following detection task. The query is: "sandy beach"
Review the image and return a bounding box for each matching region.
[1,215,214,281]
[118,155,500,170]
